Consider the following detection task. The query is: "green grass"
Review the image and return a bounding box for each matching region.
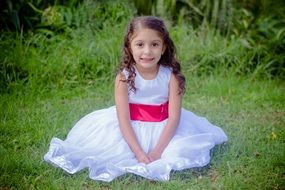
[0,1,284,188]
[1,74,284,189]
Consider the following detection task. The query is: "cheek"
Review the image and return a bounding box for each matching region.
[132,49,141,56]
[132,51,140,61]
[155,49,164,56]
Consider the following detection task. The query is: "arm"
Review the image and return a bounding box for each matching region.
[148,73,182,161]
[115,73,151,164]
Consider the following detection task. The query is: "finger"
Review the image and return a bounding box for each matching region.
[147,155,154,162]
[145,156,153,164]
[138,155,150,164]
[141,159,149,164]
[144,157,151,164]
[144,160,150,164]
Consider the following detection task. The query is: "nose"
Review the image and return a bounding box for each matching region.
[143,45,151,55]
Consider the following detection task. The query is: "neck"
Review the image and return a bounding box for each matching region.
[135,65,159,80]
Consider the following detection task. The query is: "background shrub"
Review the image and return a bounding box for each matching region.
[0,0,284,94]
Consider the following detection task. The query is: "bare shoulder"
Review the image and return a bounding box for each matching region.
[169,73,181,96]
[170,73,179,85]
[115,72,126,84]
[115,71,129,105]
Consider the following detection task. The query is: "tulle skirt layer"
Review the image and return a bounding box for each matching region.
[44,106,227,182]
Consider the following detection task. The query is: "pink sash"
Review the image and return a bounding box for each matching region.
[129,102,169,122]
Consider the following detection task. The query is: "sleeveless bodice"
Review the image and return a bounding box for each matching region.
[123,66,172,105]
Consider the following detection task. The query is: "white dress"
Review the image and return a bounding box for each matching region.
[44,65,228,182]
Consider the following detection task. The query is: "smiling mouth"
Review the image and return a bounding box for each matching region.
[140,58,154,62]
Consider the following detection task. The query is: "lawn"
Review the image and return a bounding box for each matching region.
[1,73,284,189]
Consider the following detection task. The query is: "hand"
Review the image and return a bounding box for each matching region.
[147,149,162,162]
[135,151,151,164]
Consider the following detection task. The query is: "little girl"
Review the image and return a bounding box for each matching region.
[44,16,228,181]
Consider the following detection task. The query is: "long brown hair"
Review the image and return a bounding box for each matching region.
[118,16,185,94]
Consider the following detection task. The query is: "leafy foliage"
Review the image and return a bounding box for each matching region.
[0,0,84,31]
[0,0,284,94]
[133,0,285,78]
[0,0,134,93]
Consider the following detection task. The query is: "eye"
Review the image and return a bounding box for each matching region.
[152,42,160,47]
[135,43,143,47]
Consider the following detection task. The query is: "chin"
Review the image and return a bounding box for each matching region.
[140,63,157,68]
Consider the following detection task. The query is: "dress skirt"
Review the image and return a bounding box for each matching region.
[44,106,227,182]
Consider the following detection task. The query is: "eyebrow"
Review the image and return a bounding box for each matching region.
[133,39,163,43]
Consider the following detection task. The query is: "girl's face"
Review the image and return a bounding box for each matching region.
[130,28,165,71]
